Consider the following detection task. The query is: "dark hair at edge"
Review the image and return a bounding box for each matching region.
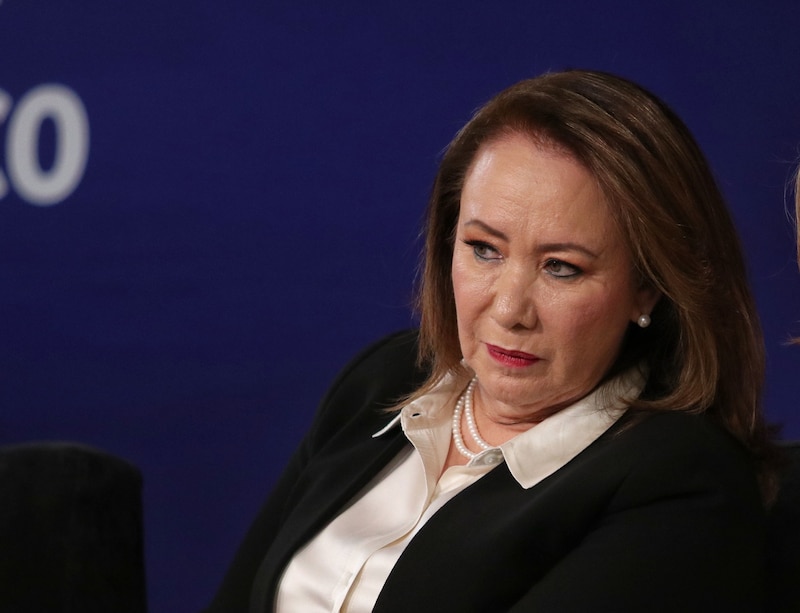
[409,69,780,503]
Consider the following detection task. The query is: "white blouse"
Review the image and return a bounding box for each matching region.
[275,370,642,613]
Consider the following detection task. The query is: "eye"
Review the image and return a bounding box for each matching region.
[544,259,581,278]
[464,240,501,261]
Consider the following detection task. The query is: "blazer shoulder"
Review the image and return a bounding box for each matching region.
[608,410,762,512]
[619,410,753,465]
[305,329,426,444]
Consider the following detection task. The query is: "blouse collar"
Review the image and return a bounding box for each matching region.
[373,368,645,490]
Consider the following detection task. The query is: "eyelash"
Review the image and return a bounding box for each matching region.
[463,240,582,279]
[544,259,581,279]
[464,239,500,261]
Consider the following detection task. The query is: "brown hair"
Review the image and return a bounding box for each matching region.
[413,69,778,500]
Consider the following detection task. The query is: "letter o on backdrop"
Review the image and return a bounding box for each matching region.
[0,89,11,200]
[6,84,90,206]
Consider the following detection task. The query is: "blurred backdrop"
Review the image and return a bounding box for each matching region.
[1,2,798,611]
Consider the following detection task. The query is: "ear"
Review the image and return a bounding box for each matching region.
[630,284,662,324]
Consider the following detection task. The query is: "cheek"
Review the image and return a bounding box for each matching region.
[451,259,492,343]
[559,293,632,352]
[451,257,484,314]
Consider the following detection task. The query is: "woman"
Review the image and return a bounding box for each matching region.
[206,70,777,612]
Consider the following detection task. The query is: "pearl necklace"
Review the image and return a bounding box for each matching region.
[451,377,497,460]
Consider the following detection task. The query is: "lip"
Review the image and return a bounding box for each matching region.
[485,343,540,368]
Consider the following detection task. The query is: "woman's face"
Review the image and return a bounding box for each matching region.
[452,133,658,422]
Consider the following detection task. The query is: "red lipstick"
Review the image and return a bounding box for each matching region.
[485,344,540,368]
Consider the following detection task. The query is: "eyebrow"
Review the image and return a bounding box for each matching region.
[462,218,600,259]
[463,219,508,240]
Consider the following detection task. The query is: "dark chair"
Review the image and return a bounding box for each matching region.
[0,441,147,613]
[766,440,800,613]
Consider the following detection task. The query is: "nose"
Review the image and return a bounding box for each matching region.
[490,264,538,330]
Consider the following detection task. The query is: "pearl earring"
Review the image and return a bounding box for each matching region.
[637,314,651,328]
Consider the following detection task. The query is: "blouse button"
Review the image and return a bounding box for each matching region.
[475,450,502,465]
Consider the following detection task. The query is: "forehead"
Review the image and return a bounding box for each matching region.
[456,132,636,265]
[461,134,605,221]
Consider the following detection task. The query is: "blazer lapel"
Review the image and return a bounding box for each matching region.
[248,418,409,610]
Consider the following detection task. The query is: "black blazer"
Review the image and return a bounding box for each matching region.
[206,329,766,612]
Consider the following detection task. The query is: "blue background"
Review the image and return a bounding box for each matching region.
[1,2,798,611]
